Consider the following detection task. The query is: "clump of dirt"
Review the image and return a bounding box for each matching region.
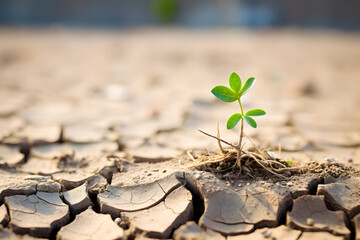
[305,160,360,178]
[184,149,359,181]
[184,149,301,180]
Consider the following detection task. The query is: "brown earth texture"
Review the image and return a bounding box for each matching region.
[0,27,360,240]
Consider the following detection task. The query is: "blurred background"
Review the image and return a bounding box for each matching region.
[1,0,360,29]
[0,0,360,165]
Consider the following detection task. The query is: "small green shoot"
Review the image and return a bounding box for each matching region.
[286,159,294,165]
[206,72,266,161]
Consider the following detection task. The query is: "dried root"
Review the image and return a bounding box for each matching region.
[184,125,358,180]
[186,128,304,180]
[186,148,302,179]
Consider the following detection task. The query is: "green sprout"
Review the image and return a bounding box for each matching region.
[210,72,266,160]
[286,159,294,165]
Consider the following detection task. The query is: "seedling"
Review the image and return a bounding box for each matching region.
[192,72,299,179]
[211,72,265,159]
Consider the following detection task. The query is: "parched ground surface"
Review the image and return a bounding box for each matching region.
[0,27,360,240]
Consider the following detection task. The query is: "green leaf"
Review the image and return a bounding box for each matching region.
[239,77,256,97]
[243,115,257,128]
[245,109,266,116]
[211,86,238,102]
[227,113,242,130]
[286,159,294,165]
[229,72,241,93]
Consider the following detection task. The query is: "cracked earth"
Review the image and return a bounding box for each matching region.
[0,28,360,240]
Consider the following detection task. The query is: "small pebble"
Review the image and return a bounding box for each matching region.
[325,157,336,162]
[108,157,118,161]
[266,151,279,160]
[261,230,272,238]
[275,182,280,186]
[348,158,353,163]
[287,181,294,187]
[306,218,314,226]
[260,181,265,185]
[195,173,202,180]
[238,183,242,187]
[115,217,122,224]
[103,84,131,101]
[246,183,250,186]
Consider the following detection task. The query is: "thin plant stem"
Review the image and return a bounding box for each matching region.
[238,118,244,149]
[236,99,245,162]
[238,99,244,115]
